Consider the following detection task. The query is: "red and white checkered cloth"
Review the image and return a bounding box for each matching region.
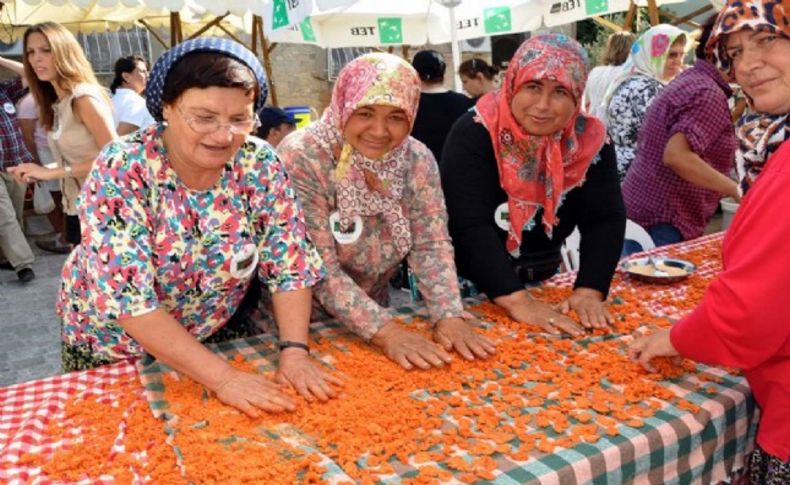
[0,361,138,484]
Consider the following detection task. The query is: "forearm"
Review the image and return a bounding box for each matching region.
[0,56,24,77]
[271,287,312,344]
[120,309,233,390]
[666,153,738,198]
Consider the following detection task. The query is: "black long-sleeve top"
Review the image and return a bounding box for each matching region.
[439,111,626,299]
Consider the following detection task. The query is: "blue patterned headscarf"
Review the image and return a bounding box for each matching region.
[146,37,268,121]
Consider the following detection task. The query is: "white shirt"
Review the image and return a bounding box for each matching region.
[111,88,155,131]
[582,64,626,125]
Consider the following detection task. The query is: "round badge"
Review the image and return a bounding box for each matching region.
[494,203,510,231]
[230,243,259,280]
[3,102,16,115]
[329,211,363,244]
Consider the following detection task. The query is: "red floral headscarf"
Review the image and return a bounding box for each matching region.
[475,33,606,253]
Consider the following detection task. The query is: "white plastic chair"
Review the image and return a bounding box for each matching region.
[560,219,655,272]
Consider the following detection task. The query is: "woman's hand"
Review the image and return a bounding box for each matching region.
[211,366,296,418]
[276,348,344,402]
[557,287,612,330]
[8,163,57,183]
[433,317,496,360]
[371,320,453,370]
[495,290,584,336]
[628,329,679,372]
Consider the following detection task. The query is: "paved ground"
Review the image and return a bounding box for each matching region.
[0,212,724,388]
[0,215,67,387]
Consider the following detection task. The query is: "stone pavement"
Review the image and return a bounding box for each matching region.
[0,215,67,387]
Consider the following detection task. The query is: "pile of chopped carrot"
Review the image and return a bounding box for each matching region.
[18,238,728,484]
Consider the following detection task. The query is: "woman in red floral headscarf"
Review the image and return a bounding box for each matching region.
[279,53,495,371]
[440,33,625,337]
[630,1,790,480]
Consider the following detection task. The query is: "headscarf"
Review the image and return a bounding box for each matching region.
[305,52,421,256]
[475,33,606,254]
[601,24,687,121]
[707,0,790,195]
[146,37,269,121]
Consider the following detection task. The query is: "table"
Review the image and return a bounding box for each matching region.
[0,233,757,484]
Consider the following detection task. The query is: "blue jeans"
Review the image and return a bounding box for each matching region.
[622,223,683,256]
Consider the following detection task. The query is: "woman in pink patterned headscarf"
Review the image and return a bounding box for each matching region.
[279,53,495,370]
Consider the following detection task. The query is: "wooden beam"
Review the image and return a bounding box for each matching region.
[186,13,230,40]
[623,2,637,31]
[591,16,623,32]
[269,43,279,54]
[138,19,167,49]
[250,15,259,54]
[255,15,278,106]
[216,24,245,45]
[646,0,660,26]
[671,4,713,27]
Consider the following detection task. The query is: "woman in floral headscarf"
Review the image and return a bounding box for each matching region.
[440,34,625,337]
[604,24,687,181]
[278,53,495,370]
[630,1,790,480]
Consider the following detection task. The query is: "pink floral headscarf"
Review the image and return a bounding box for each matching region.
[305,52,421,256]
[475,33,606,254]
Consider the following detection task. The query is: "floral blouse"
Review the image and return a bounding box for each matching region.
[606,74,663,182]
[57,124,324,361]
[279,133,466,340]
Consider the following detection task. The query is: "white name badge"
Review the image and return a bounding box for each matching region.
[494,203,510,231]
[329,211,362,244]
[3,102,16,115]
[230,243,259,280]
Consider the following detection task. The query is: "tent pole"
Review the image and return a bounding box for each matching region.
[671,5,713,27]
[591,16,623,32]
[251,15,259,54]
[138,20,167,49]
[186,13,230,40]
[255,15,278,106]
[448,5,462,92]
[647,0,660,26]
[623,2,637,31]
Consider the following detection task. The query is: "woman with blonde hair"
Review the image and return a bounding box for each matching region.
[9,22,116,248]
[583,31,635,122]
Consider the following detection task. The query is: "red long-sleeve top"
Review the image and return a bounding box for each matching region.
[671,139,790,461]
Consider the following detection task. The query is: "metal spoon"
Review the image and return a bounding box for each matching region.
[647,256,669,277]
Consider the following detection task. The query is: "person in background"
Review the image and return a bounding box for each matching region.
[622,14,739,250]
[110,55,155,135]
[0,55,36,283]
[17,92,71,254]
[56,37,339,415]
[441,34,625,337]
[278,53,496,370]
[458,58,498,101]
[583,31,635,124]
[9,22,117,247]
[629,1,790,480]
[410,49,474,163]
[604,24,688,181]
[256,106,296,148]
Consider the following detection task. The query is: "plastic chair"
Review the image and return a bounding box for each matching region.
[560,219,655,271]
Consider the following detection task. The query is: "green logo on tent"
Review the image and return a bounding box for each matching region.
[585,0,609,15]
[300,17,317,42]
[273,0,290,29]
[483,7,512,34]
[378,17,403,44]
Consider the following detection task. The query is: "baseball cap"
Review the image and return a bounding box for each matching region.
[258,106,296,130]
[412,50,446,82]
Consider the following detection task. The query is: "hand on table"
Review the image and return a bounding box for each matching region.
[628,329,679,372]
[557,287,612,330]
[371,320,453,370]
[495,290,584,337]
[276,348,344,402]
[211,367,296,418]
[7,163,55,183]
[433,317,496,361]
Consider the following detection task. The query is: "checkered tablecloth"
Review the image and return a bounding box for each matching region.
[1,232,756,484]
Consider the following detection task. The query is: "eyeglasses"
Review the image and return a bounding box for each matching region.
[175,105,260,135]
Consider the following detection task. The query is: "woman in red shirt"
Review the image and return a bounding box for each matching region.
[629,1,790,480]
